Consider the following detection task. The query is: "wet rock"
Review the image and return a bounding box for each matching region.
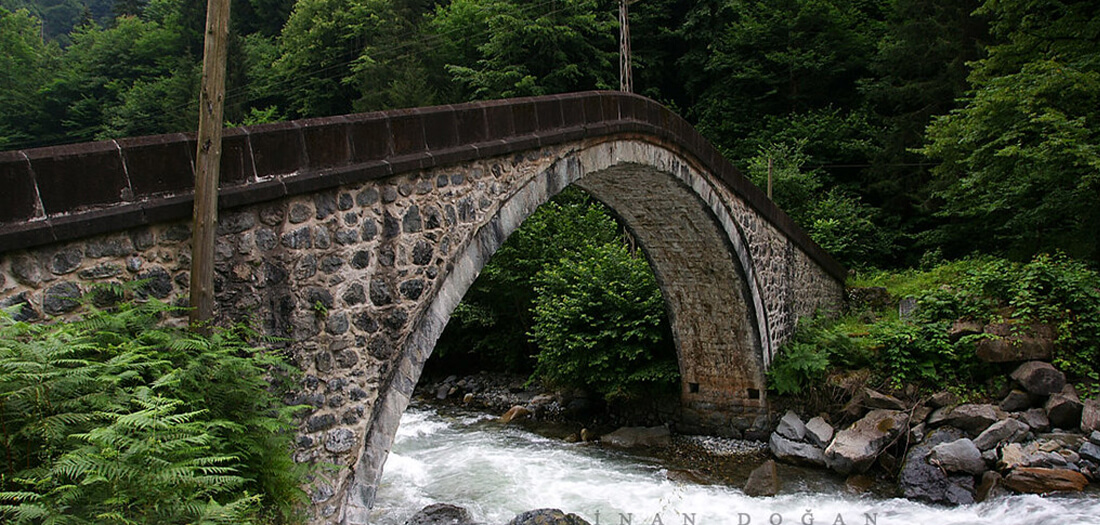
[1003,467,1088,494]
[899,427,975,505]
[666,468,711,485]
[973,418,1030,451]
[743,459,779,497]
[999,390,1032,412]
[406,503,475,525]
[977,471,1009,502]
[805,416,835,448]
[863,388,907,411]
[824,409,909,475]
[1010,361,1065,396]
[976,322,1054,362]
[769,433,826,467]
[500,405,531,424]
[776,410,806,441]
[508,509,590,525]
[601,426,671,448]
[1082,400,1100,434]
[930,438,986,475]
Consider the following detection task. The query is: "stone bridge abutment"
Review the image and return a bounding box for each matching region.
[0,92,844,524]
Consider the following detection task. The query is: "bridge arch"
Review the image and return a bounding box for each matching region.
[0,92,844,524]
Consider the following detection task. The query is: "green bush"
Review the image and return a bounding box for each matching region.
[529,241,678,401]
[767,316,872,395]
[0,298,308,524]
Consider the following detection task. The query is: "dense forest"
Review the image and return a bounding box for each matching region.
[3,0,1098,266]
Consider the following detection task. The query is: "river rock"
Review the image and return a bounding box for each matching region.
[805,417,835,448]
[508,509,590,525]
[600,426,670,448]
[939,404,1007,435]
[928,391,958,409]
[1080,399,1100,433]
[973,418,1030,451]
[863,388,907,410]
[977,471,1009,502]
[1003,468,1089,494]
[899,427,975,505]
[500,405,532,424]
[743,459,780,497]
[776,410,806,441]
[976,322,1054,362]
[1079,442,1100,463]
[769,432,826,467]
[930,438,986,475]
[406,503,476,525]
[999,390,1032,412]
[824,409,909,475]
[1010,361,1065,396]
[1017,408,1051,433]
[1045,387,1083,429]
[1091,431,1100,446]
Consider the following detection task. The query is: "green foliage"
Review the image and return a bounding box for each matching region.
[530,242,677,401]
[0,298,308,524]
[427,0,617,100]
[745,141,896,268]
[922,0,1100,262]
[767,316,872,395]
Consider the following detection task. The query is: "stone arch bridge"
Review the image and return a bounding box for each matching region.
[0,92,844,523]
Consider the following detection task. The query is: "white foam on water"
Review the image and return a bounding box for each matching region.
[370,407,1100,525]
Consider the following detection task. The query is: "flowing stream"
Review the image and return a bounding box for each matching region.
[370,405,1100,525]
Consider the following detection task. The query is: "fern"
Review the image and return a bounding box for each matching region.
[0,299,309,524]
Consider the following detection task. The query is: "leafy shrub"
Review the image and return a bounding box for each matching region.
[767,316,872,395]
[529,241,678,401]
[0,298,308,524]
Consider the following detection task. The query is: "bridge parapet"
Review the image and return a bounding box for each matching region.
[0,92,842,281]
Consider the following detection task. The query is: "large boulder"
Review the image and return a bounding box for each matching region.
[805,417,835,448]
[1010,361,1065,396]
[824,409,909,475]
[508,509,590,525]
[776,411,806,441]
[1080,442,1100,463]
[975,322,1054,363]
[998,390,1032,412]
[1016,408,1051,433]
[743,460,780,497]
[1045,386,1083,430]
[973,418,1030,451]
[1081,400,1100,434]
[929,438,986,475]
[600,426,671,448]
[976,471,1009,502]
[899,427,976,505]
[406,504,476,525]
[1003,468,1089,494]
[933,404,1007,435]
[769,432,826,467]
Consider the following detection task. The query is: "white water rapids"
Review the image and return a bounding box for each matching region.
[370,406,1100,525]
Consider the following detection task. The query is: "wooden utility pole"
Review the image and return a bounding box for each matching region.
[767,157,773,199]
[619,0,632,93]
[189,0,231,329]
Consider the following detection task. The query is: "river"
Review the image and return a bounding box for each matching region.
[369,405,1100,525]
